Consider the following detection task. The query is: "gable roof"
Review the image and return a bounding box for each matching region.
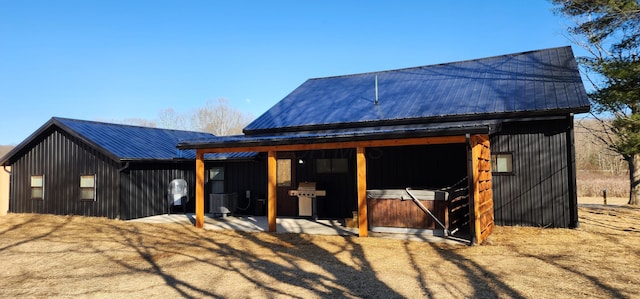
[244,46,590,135]
[55,118,218,160]
[1,117,254,165]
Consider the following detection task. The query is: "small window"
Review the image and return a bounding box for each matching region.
[491,153,513,174]
[31,175,44,199]
[210,167,225,193]
[80,175,96,201]
[316,158,349,174]
[316,159,332,174]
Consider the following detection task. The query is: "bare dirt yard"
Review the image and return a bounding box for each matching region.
[1,201,639,298]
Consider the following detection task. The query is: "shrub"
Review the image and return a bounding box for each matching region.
[576,170,628,197]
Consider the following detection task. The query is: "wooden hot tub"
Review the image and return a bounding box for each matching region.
[366,189,448,233]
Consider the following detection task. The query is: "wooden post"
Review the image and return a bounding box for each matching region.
[356,147,368,237]
[267,151,277,232]
[470,135,494,244]
[195,150,205,228]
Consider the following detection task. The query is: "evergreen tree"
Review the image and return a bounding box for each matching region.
[553,0,640,204]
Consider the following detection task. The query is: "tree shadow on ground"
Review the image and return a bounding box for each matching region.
[421,240,527,299]
[70,219,404,297]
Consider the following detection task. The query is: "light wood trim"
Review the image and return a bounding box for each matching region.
[267,151,277,232]
[193,135,467,154]
[195,150,205,228]
[470,134,494,244]
[356,147,368,237]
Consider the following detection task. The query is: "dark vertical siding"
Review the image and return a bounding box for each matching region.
[120,162,195,220]
[491,117,576,228]
[367,144,468,190]
[208,159,267,215]
[294,149,357,219]
[9,128,120,218]
[119,159,266,220]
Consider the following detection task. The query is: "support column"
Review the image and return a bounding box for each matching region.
[195,150,205,228]
[356,147,368,237]
[267,151,277,232]
[469,134,494,244]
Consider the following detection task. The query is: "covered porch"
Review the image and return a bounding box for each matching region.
[179,129,495,245]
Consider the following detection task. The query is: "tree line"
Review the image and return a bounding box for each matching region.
[100,98,253,136]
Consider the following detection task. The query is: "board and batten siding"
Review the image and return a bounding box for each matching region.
[210,160,267,214]
[119,159,266,220]
[490,117,578,228]
[119,163,195,220]
[9,128,120,218]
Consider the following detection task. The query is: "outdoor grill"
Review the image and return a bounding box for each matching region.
[288,182,326,219]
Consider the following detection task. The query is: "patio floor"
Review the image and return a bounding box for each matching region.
[128,213,466,244]
[129,213,357,236]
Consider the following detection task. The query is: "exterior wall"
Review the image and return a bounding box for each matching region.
[120,159,267,220]
[490,117,578,228]
[367,144,468,190]
[0,166,9,215]
[9,128,120,218]
[295,149,357,219]
[210,159,267,215]
[119,162,195,220]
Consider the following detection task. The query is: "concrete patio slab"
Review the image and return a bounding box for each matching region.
[128,213,466,244]
[128,213,358,236]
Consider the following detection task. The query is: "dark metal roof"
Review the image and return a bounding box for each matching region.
[244,46,590,135]
[55,118,218,160]
[1,117,257,165]
[178,119,500,150]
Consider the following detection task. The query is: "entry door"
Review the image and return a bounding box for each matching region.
[276,153,297,216]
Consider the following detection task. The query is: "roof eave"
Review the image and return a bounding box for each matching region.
[243,107,590,136]
[179,125,491,150]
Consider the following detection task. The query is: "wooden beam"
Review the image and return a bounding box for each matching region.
[195,150,205,228]
[193,135,467,154]
[267,151,277,232]
[356,147,368,237]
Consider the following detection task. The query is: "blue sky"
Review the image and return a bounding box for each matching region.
[0,1,580,145]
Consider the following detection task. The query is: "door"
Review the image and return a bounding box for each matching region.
[276,153,297,216]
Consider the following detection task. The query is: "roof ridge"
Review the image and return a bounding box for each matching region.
[307,46,572,81]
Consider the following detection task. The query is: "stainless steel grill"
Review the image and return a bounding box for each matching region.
[288,182,326,219]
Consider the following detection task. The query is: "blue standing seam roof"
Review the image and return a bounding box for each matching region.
[244,46,590,133]
[54,118,257,160]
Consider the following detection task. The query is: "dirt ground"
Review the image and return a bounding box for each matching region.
[0,201,639,298]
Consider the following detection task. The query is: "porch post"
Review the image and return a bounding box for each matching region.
[267,151,277,232]
[469,134,494,244]
[356,147,368,237]
[195,150,205,228]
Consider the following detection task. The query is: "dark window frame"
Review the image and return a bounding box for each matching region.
[30,174,44,200]
[316,158,349,174]
[80,174,96,201]
[491,152,514,175]
[210,167,225,193]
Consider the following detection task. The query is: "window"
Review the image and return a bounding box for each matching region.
[80,175,96,201]
[491,153,513,174]
[210,167,225,193]
[316,158,349,174]
[31,175,44,199]
[276,159,291,187]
